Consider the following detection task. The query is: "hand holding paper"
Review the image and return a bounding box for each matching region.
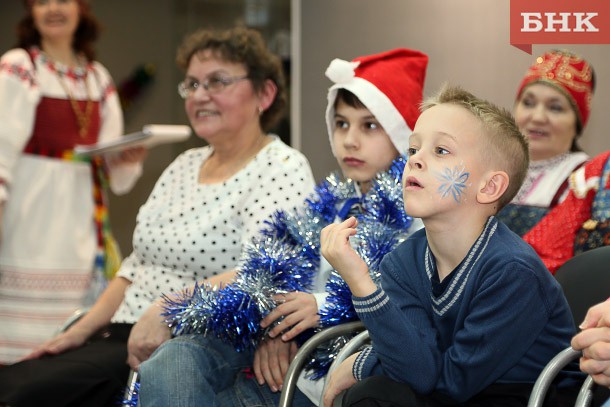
[74,124,191,157]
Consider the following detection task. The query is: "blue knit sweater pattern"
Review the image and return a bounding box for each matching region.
[351,216,578,402]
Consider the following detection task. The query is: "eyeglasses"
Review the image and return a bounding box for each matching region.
[177,75,249,99]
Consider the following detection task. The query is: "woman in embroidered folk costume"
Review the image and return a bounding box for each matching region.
[497,50,594,237]
[495,50,610,273]
[0,0,146,365]
[137,48,427,407]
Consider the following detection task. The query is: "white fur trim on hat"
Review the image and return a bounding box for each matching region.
[325,78,411,156]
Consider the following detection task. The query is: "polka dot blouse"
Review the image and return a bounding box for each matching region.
[112,137,315,323]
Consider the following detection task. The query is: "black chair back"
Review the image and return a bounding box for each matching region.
[554,246,610,328]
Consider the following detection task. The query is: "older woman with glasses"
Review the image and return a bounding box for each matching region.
[0,26,315,407]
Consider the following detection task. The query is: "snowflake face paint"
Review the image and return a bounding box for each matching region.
[435,164,470,203]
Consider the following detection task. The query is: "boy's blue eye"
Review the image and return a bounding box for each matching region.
[407,147,418,156]
[435,147,449,155]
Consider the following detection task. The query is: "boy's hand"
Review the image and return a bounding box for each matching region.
[321,217,376,297]
[323,352,359,407]
[260,292,319,341]
[252,336,298,392]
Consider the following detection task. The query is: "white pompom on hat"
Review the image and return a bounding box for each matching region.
[325,48,428,155]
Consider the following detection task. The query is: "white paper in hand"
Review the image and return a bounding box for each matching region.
[74,124,191,157]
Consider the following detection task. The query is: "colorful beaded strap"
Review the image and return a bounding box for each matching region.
[23,146,121,281]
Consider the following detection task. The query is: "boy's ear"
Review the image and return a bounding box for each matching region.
[477,171,509,204]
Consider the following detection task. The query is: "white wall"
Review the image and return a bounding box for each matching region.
[295,0,610,180]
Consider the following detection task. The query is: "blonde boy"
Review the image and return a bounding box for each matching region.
[321,86,580,406]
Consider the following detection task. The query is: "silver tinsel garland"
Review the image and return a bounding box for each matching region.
[305,157,414,378]
[161,156,414,379]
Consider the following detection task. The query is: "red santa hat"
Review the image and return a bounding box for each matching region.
[325,48,428,155]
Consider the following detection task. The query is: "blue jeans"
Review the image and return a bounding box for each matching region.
[138,335,314,407]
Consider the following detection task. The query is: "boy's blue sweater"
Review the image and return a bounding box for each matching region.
[352,217,578,403]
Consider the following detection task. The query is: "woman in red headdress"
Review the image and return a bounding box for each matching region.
[496,50,610,273]
[0,0,146,364]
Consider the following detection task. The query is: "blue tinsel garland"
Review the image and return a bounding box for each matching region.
[304,157,413,379]
[161,155,414,377]
[162,170,357,351]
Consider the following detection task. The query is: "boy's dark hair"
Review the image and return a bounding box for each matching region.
[335,88,366,110]
[176,26,286,132]
[422,85,529,210]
